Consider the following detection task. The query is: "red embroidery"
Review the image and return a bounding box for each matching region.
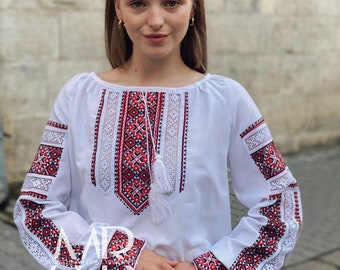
[294,191,302,226]
[29,144,63,177]
[115,92,164,214]
[101,230,145,269]
[194,251,227,270]
[47,121,68,130]
[20,191,47,199]
[230,194,286,269]
[20,199,83,267]
[240,118,265,138]
[289,183,298,188]
[251,142,286,180]
[21,199,144,269]
[179,93,189,193]
[90,91,189,213]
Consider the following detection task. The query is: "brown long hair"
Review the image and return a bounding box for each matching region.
[105,0,207,74]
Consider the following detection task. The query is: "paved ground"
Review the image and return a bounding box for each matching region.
[0,144,339,269]
[282,144,340,270]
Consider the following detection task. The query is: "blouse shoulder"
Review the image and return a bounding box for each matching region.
[204,74,255,107]
[50,73,93,124]
[56,72,94,102]
[204,74,261,125]
[205,74,247,96]
[61,72,93,92]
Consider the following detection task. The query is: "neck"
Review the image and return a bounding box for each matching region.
[121,51,191,87]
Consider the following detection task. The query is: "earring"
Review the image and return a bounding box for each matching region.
[118,20,124,29]
[190,17,195,27]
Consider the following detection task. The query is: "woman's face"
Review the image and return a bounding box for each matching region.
[115,0,194,62]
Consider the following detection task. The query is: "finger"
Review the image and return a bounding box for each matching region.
[161,260,177,270]
[174,262,196,270]
[166,259,179,267]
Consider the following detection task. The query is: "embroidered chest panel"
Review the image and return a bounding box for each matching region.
[91,90,189,214]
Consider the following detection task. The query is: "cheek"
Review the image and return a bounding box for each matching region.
[174,11,191,27]
[122,18,141,39]
[172,15,190,36]
[122,12,141,27]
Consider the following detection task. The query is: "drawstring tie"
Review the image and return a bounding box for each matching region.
[143,93,172,224]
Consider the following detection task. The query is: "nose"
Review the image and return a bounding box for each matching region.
[147,6,164,29]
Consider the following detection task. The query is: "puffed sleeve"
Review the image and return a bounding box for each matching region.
[193,80,302,269]
[13,74,146,270]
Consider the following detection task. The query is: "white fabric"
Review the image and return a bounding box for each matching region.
[14,72,302,269]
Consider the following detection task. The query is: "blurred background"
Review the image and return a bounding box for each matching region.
[0,0,339,269]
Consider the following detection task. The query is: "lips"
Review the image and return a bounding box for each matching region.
[144,33,169,43]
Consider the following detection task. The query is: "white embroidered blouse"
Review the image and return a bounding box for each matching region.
[14,72,302,270]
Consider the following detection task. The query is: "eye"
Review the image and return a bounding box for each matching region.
[129,0,145,8]
[165,0,180,8]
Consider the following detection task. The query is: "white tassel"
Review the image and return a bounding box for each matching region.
[149,186,172,224]
[149,155,172,224]
[152,155,172,193]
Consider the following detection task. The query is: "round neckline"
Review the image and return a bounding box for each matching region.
[90,72,211,92]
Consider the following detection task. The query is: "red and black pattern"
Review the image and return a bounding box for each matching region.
[240,118,265,139]
[194,251,227,270]
[241,119,287,181]
[20,199,84,268]
[47,120,68,130]
[101,230,145,269]
[20,191,47,200]
[289,183,303,226]
[115,91,164,214]
[28,144,63,177]
[230,194,286,269]
[250,142,286,180]
[179,93,189,193]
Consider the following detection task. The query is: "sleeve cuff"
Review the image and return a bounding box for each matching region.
[193,251,227,270]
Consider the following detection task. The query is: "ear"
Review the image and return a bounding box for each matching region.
[115,0,122,21]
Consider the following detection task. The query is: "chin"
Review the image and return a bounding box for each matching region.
[147,49,178,61]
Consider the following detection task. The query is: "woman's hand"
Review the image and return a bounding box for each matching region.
[136,249,179,270]
[175,262,196,270]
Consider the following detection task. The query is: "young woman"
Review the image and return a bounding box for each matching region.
[14,0,302,269]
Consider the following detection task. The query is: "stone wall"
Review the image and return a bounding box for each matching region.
[207,0,340,152]
[1,0,340,182]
